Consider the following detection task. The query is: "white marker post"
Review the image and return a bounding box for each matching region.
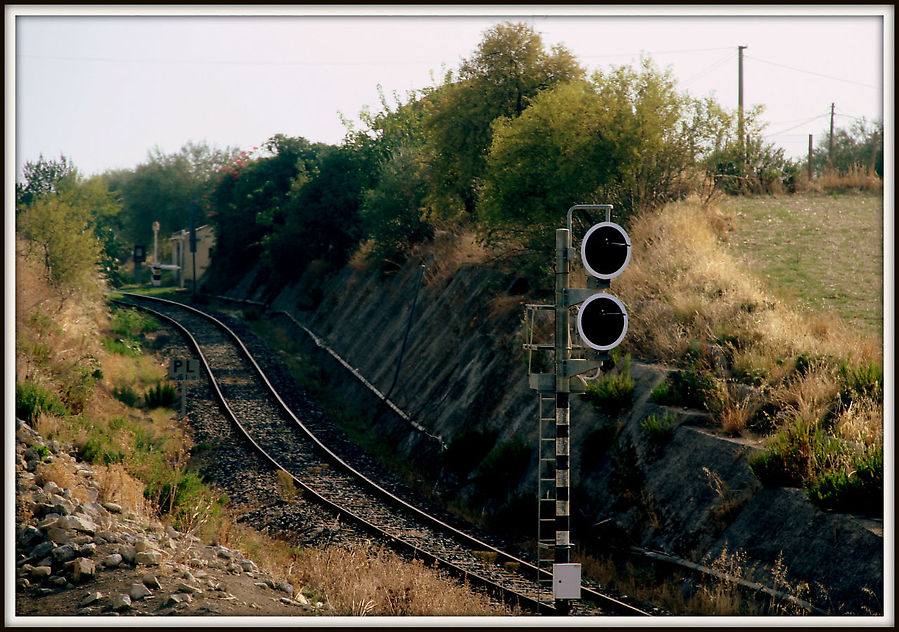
[168,357,199,418]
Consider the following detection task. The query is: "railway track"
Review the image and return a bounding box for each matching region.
[113,292,656,617]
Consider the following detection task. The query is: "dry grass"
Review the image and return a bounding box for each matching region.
[412,229,487,288]
[814,165,883,192]
[616,196,881,374]
[293,544,504,616]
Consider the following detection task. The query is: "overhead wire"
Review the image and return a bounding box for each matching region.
[744,54,880,90]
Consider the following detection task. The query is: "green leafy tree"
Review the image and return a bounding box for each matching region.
[103,141,238,256]
[424,21,584,218]
[359,146,434,268]
[205,135,327,286]
[813,117,883,177]
[17,167,122,295]
[16,154,77,210]
[266,143,379,281]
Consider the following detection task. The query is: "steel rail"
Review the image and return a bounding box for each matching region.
[114,292,653,617]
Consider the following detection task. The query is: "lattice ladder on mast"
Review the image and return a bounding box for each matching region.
[524,303,557,604]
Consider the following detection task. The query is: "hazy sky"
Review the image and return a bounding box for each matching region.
[9,6,891,178]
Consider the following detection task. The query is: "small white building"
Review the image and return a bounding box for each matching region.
[170,224,215,288]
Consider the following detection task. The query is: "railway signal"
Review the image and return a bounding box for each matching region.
[523,204,631,614]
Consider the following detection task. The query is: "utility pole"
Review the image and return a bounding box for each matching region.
[738,45,747,172]
[828,103,835,167]
[808,134,814,181]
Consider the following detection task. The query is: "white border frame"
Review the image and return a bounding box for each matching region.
[576,292,628,351]
[580,221,632,280]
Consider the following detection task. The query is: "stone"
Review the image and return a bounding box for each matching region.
[166,592,192,606]
[277,581,294,595]
[215,546,234,559]
[165,525,180,539]
[293,593,309,606]
[37,516,60,530]
[96,530,119,543]
[52,544,77,564]
[101,501,123,514]
[135,550,163,565]
[239,559,257,572]
[142,575,161,590]
[176,581,202,594]
[110,593,132,611]
[80,591,103,606]
[72,557,96,582]
[33,503,58,518]
[254,582,268,590]
[129,583,152,601]
[46,527,77,544]
[180,570,195,582]
[103,553,123,568]
[42,481,62,497]
[119,544,137,564]
[57,514,97,535]
[16,578,30,590]
[18,525,43,547]
[51,496,75,516]
[280,597,307,607]
[77,542,97,557]
[50,575,68,587]
[30,566,52,579]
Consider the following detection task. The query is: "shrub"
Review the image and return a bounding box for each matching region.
[144,381,177,409]
[807,446,882,516]
[640,412,678,448]
[110,307,158,338]
[112,383,140,407]
[16,381,68,424]
[582,354,635,415]
[651,366,715,409]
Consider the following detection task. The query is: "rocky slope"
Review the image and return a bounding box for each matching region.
[14,419,327,618]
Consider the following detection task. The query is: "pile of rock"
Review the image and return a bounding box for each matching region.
[14,419,330,617]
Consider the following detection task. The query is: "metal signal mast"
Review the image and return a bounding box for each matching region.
[524,204,631,614]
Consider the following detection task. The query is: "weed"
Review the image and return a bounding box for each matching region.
[103,337,143,356]
[112,382,140,407]
[807,445,882,515]
[144,381,177,409]
[442,421,500,478]
[276,469,298,502]
[640,412,678,448]
[16,380,68,424]
[651,366,715,409]
[472,437,533,505]
[582,354,635,415]
[110,306,158,338]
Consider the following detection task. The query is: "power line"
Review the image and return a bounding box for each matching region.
[763,113,829,137]
[680,51,735,87]
[745,54,879,89]
[579,45,734,60]
[18,53,448,68]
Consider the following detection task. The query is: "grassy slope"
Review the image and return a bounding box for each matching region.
[719,191,884,335]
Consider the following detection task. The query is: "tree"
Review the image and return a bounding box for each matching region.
[266,143,379,281]
[359,146,434,268]
[16,154,77,210]
[17,168,122,294]
[813,118,883,177]
[103,141,238,256]
[205,135,327,286]
[424,22,584,217]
